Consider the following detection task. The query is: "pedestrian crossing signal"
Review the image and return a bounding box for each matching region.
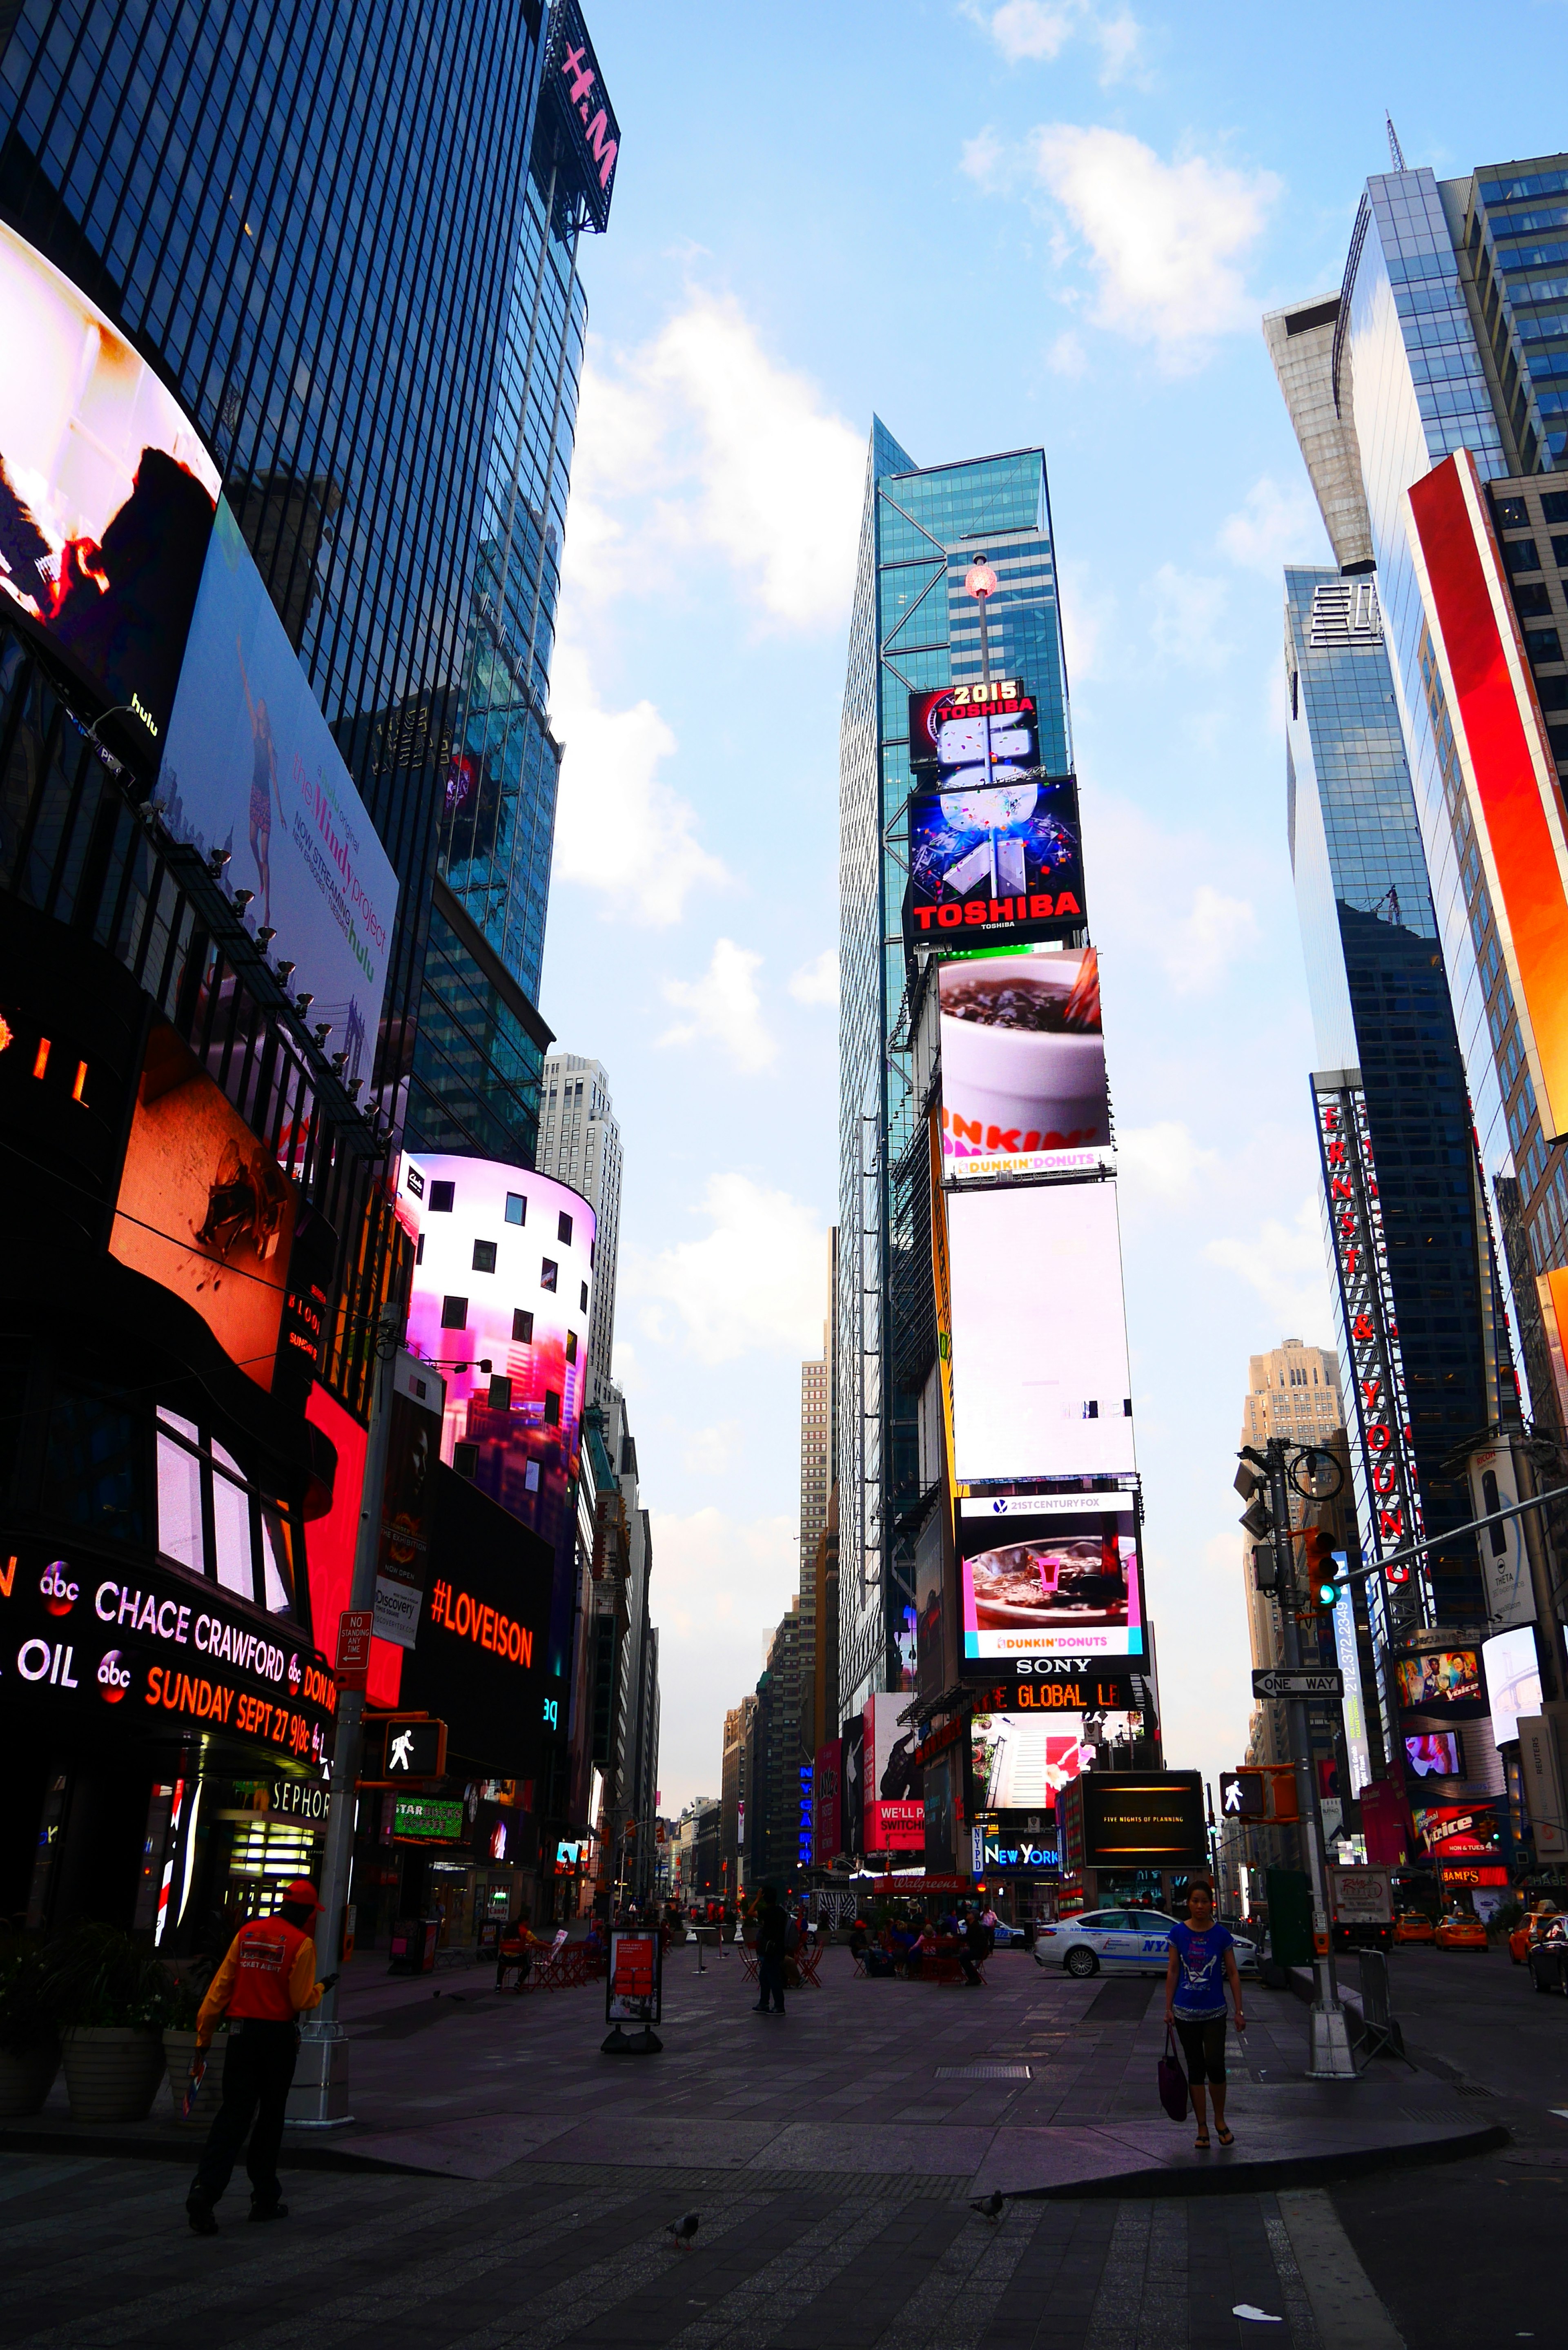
[1219,1770,1265,1819]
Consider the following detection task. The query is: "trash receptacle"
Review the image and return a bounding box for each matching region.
[389,1917,440,1975]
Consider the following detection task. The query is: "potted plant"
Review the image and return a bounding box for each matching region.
[0,1936,60,2117]
[45,1924,178,2123]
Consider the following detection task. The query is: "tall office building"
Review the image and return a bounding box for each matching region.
[535,1051,622,1406]
[796,1226,837,1755]
[1239,1342,1346,1809]
[410,5,618,1166]
[0,2,566,1143]
[837,427,1071,1722]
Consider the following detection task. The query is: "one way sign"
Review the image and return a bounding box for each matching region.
[1251,1668,1343,1701]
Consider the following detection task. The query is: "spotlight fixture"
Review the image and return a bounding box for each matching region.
[208,847,231,876]
[231,887,254,913]
[294,993,314,1015]
[313,1022,333,1046]
[274,962,295,985]
[256,927,276,948]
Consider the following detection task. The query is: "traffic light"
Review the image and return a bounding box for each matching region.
[1235,1459,1272,1542]
[1220,1769,1265,1819]
[1301,1526,1340,1615]
[1251,1544,1276,1593]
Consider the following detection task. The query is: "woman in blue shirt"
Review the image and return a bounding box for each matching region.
[1163,1879,1245,2148]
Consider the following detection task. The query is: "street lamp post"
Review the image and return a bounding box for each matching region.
[963,558,998,685]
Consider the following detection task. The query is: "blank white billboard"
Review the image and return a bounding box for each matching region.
[947,1181,1135,1483]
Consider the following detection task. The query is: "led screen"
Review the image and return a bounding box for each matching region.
[958,1496,1143,1664]
[109,1018,296,1392]
[1413,1802,1500,1856]
[940,947,1111,1182]
[947,1182,1135,1481]
[909,682,1040,779]
[906,773,1084,951]
[969,1711,1083,1811]
[399,1154,593,1682]
[1483,1624,1541,1749]
[1405,1731,1461,1779]
[1394,1651,1480,1708]
[0,221,219,760]
[158,498,399,1075]
[862,1690,924,1853]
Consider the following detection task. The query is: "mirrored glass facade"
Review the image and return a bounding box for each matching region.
[837,426,1070,1715]
[1286,568,1490,1627]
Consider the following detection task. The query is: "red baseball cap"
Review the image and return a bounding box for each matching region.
[280,1879,322,1912]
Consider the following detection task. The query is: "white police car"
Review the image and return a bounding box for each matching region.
[1033,1909,1259,1979]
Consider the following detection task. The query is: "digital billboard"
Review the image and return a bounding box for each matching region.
[398,1153,594,1682]
[909,681,1040,778]
[108,1018,297,1392]
[371,1354,445,1649]
[1407,452,1568,1140]
[862,1690,924,1853]
[1412,1802,1500,1858]
[0,220,220,762]
[947,1182,1135,1483]
[970,1709,1083,1812]
[1468,1442,1535,1627]
[1405,1731,1462,1780]
[958,1495,1143,1666]
[906,772,1084,951]
[158,498,399,1076]
[398,1462,557,1777]
[1077,1770,1207,1868]
[940,947,1111,1181]
[1483,1624,1541,1749]
[1394,1651,1480,1708]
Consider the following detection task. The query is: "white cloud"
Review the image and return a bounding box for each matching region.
[965,1,1145,80]
[646,1506,798,1811]
[562,291,864,633]
[1047,328,1089,379]
[1118,1120,1220,1204]
[1168,882,1262,995]
[1203,1196,1331,1333]
[681,1423,741,1478]
[1026,126,1279,366]
[659,938,776,1073]
[549,640,729,926]
[788,947,839,1008]
[627,1173,827,1361]
[1218,476,1330,574]
[1058,556,1114,684]
[960,127,1013,193]
[1149,562,1231,672]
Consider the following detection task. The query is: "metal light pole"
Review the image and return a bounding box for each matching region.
[291,1302,400,2127]
[964,558,998,688]
[1263,1439,1354,2080]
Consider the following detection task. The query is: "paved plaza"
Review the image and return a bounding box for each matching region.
[0,1943,1562,2346]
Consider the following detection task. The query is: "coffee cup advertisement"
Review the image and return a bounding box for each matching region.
[940,947,1111,1182]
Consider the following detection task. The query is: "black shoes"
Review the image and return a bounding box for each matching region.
[187,2194,218,2236]
[249,2200,289,2221]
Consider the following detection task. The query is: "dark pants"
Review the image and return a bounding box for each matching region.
[191,2021,299,2210]
[959,1954,982,1984]
[1174,2015,1227,2085]
[757,1954,786,2011]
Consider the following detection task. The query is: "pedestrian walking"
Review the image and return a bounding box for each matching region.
[1163,1878,1245,2150]
[185,1879,337,2233]
[754,1884,787,2014]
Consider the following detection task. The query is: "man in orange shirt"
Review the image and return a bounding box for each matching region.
[186,1878,337,2234]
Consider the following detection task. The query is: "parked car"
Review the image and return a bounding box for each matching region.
[1393,1911,1435,1945]
[1033,1908,1259,1980]
[1529,1936,1568,1995]
[988,1920,1020,1946]
[1434,1912,1489,1952]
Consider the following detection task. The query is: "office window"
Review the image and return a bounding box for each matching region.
[430,1182,455,1214]
[580,1281,590,1312]
[505,1194,526,1226]
[441,1296,469,1329]
[544,1390,561,1426]
[513,1308,534,1343]
[566,1331,577,1363]
[558,1211,573,1245]
[472,1239,497,1274]
[540,1259,558,1292]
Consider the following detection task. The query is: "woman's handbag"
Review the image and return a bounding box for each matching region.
[1157,2025,1189,2121]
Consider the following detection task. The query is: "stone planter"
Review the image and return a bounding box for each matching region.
[0,2039,60,2116]
[59,2026,166,2123]
[162,2027,221,2129]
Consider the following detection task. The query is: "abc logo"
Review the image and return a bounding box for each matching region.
[288,1651,302,1691]
[97,1650,131,1702]
[40,1562,79,1617]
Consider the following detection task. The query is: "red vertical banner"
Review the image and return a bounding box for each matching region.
[1406,451,1568,1138]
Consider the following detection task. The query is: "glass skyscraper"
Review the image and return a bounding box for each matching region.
[836,425,1071,1718]
[1285,567,1493,1651]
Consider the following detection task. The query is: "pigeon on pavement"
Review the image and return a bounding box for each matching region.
[668,2212,700,2247]
[970,2191,1006,2220]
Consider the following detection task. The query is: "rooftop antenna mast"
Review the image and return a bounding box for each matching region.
[1385,114,1407,172]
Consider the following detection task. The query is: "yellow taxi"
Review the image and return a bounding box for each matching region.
[1394,1911,1435,1945]
[1434,1911,1489,1951]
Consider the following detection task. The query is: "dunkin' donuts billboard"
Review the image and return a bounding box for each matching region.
[939,947,1112,1183]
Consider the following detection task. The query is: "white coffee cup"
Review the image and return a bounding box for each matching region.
[940,951,1109,1159]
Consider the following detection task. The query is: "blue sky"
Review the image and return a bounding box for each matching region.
[535,1,1564,1815]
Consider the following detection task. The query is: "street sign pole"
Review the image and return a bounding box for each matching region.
[291,1303,399,2128]
[1266,1441,1355,2081]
